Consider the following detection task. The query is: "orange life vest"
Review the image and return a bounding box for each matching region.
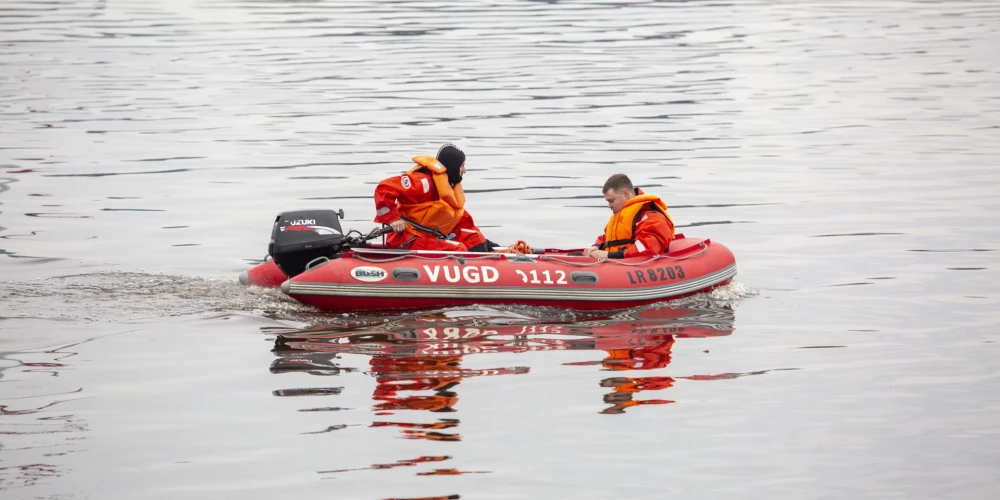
[396,156,466,237]
[601,193,673,253]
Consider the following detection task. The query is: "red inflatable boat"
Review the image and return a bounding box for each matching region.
[241,233,736,313]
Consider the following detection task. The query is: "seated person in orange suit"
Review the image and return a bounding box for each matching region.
[373,144,501,252]
[584,173,675,259]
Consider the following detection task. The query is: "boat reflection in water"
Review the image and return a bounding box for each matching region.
[271,302,736,424]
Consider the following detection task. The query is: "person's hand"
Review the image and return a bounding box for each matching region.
[389,219,407,233]
[583,245,599,257]
[590,250,608,259]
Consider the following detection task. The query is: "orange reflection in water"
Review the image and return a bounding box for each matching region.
[275,304,737,419]
[367,354,529,441]
[371,356,463,413]
[319,455,450,474]
[273,304,746,485]
[383,495,460,500]
[417,468,490,476]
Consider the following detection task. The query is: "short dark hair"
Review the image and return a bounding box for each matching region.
[603,173,633,194]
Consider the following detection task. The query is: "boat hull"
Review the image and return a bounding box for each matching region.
[252,237,736,313]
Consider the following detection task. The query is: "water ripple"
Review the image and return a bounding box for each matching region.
[2,0,999,498]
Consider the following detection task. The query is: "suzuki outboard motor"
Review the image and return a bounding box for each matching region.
[268,209,347,278]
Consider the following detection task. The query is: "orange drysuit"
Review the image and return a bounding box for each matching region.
[374,156,487,251]
[593,188,675,258]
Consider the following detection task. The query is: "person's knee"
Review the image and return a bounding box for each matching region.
[467,241,492,252]
[429,238,467,252]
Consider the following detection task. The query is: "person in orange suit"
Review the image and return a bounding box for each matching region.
[374,144,499,252]
[584,173,675,259]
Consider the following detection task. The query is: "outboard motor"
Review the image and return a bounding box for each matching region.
[268,209,347,277]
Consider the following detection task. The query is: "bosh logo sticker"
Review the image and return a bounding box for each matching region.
[351,266,387,282]
[400,175,411,189]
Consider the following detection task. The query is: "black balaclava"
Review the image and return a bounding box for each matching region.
[437,143,465,185]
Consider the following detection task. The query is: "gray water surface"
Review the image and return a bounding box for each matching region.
[2,1,999,498]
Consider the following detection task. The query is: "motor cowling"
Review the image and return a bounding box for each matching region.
[268,209,346,277]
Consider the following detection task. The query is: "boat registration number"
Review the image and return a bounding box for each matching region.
[514,269,569,285]
[626,265,686,285]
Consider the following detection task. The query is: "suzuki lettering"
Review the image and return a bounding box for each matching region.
[351,266,388,283]
[422,265,499,284]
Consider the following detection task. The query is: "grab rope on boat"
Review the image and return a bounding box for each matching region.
[496,240,533,254]
[353,252,504,264]
[351,242,706,265]
[538,256,606,267]
[541,242,708,266]
[352,253,411,264]
[603,242,708,264]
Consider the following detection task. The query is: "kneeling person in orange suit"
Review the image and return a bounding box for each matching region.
[583,173,675,259]
[373,144,501,252]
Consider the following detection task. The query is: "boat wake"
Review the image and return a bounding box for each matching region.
[0,271,312,323]
[0,271,755,325]
[704,280,757,305]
